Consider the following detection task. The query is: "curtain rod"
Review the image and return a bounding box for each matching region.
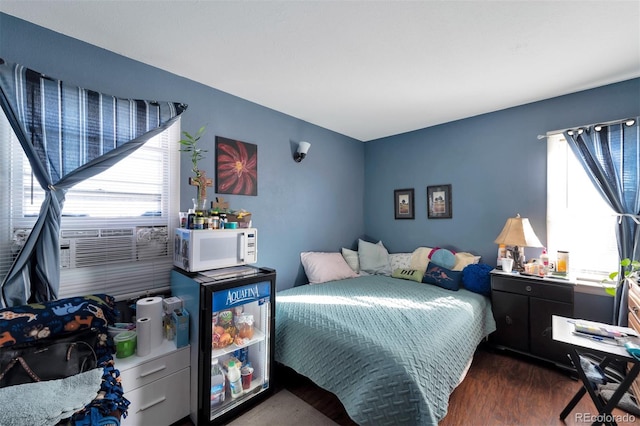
[537,116,637,140]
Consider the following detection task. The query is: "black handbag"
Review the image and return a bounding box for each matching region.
[0,329,98,388]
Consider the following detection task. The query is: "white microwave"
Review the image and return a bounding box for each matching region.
[173,228,257,272]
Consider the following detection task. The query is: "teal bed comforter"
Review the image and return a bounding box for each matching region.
[275,275,496,425]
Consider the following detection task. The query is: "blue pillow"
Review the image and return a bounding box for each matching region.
[462,263,493,296]
[429,248,456,269]
[422,263,462,291]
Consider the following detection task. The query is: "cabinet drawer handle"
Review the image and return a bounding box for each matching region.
[525,285,532,292]
[138,396,166,412]
[505,315,513,325]
[139,365,167,378]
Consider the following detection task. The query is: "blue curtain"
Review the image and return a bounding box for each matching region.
[0,58,186,307]
[563,117,640,326]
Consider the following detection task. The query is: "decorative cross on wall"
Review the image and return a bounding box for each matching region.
[189,171,213,201]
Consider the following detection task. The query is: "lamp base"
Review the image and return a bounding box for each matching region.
[506,246,526,272]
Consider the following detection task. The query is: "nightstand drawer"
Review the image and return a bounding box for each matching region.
[123,367,190,426]
[119,345,189,392]
[492,276,572,303]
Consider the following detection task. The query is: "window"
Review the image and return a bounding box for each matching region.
[0,112,180,300]
[546,133,618,281]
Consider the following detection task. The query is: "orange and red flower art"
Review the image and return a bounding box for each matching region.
[215,136,258,196]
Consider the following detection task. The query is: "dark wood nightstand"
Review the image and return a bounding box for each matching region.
[490,270,574,368]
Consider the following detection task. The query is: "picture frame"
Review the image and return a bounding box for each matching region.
[215,136,258,196]
[427,184,452,219]
[394,188,414,220]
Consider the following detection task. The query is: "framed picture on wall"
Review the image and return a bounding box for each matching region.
[427,184,452,219]
[394,188,414,220]
[215,136,258,196]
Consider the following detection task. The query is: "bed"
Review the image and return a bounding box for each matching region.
[275,272,496,425]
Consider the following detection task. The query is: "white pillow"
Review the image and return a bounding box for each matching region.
[409,246,434,273]
[390,253,412,271]
[358,240,392,276]
[452,252,481,271]
[300,252,359,284]
[341,248,360,273]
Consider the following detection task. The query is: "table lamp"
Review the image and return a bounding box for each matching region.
[494,214,543,271]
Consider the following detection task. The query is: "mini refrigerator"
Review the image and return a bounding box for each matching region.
[171,265,276,425]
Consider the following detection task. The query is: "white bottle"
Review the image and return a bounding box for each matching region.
[227,360,243,399]
[539,248,549,275]
[210,360,225,408]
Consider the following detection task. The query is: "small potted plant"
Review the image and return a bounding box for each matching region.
[179,126,210,210]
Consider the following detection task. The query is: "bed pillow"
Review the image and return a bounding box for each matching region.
[341,248,360,273]
[358,239,392,276]
[409,246,434,272]
[390,253,412,271]
[301,252,358,284]
[422,263,462,291]
[462,263,493,296]
[429,248,457,269]
[452,252,481,271]
[392,268,424,283]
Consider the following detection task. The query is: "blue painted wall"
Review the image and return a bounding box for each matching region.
[0,13,365,290]
[2,13,639,293]
[364,78,640,266]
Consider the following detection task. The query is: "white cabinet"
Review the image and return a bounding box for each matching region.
[115,340,190,425]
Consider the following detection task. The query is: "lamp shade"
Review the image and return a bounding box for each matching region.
[297,141,311,155]
[494,214,543,248]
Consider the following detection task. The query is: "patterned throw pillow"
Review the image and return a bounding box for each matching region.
[390,253,412,271]
[422,263,462,291]
[392,268,424,283]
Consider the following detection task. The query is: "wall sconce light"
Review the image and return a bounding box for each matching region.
[294,141,311,163]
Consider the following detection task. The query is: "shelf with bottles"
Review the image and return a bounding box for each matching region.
[209,342,267,420]
[209,377,266,419]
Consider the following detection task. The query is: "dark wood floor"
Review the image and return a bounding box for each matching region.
[179,344,638,425]
[275,344,639,426]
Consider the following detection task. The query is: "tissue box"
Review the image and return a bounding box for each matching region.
[171,308,189,348]
[163,296,183,314]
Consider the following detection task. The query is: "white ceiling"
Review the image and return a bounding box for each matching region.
[1,1,639,141]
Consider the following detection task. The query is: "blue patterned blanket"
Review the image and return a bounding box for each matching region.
[0,294,129,424]
[275,275,496,425]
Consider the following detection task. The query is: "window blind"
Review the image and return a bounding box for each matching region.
[546,133,618,280]
[1,112,180,301]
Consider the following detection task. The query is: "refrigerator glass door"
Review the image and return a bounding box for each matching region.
[208,281,271,420]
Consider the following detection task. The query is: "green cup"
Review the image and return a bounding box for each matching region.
[114,331,137,358]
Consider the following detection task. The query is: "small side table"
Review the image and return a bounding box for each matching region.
[552,315,640,426]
